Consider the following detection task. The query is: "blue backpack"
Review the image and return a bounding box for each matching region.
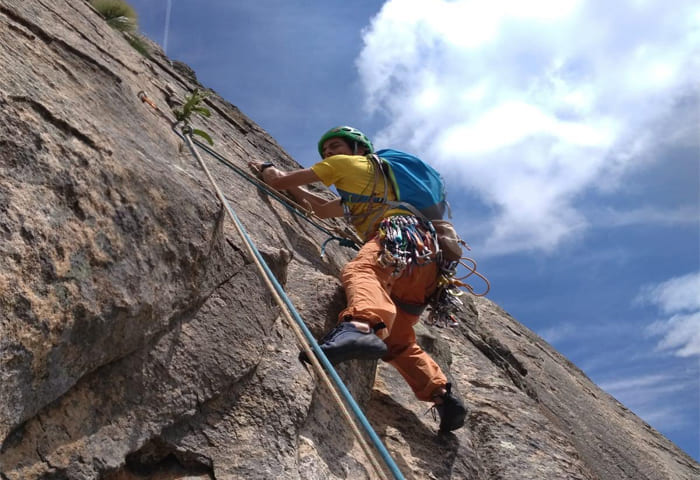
[374,149,448,220]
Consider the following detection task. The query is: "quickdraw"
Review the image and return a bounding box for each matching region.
[426,276,465,328]
[377,215,437,276]
[427,257,490,328]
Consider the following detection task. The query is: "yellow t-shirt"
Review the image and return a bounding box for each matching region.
[311,154,410,240]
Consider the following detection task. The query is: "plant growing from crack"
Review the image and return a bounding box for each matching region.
[91,0,137,32]
[90,0,150,57]
[173,89,215,145]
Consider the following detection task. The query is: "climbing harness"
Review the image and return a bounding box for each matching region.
[138,91,403,479]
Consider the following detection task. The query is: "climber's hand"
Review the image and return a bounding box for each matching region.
[248,161,280,185]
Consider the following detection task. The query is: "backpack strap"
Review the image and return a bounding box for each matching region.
[334,155,390,239]
[356,154,393,237]
[339,154,440,237]
[369,154,450,221]
[383,199,428,220]
[367,154,431,220]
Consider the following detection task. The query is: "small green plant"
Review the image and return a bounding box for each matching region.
[125,33,150,57]
[173,89,215,145]
[91,0,138,33]
[91,0,151,58]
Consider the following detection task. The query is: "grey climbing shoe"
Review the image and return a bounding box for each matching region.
[301,322,388,365]
[434,383,467,432]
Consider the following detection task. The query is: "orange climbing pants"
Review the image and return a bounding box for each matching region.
[339,236,448,402]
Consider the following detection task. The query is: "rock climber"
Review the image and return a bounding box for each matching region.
[249,126,467,432]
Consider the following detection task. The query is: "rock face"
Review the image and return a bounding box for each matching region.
[0,1,697,479]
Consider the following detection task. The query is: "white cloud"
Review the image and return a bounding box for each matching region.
[648,313,700,357]
[598,372,697,431]
[637,272,700,357]
[357,0,700,254]
[637,272,700,314]
[593,206,700,228]
[540,322,577,345]
[599,373,685,396]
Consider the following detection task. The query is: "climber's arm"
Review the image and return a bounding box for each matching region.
[261,165,318,190]
[249,163,344,218]
[286,186,343,218]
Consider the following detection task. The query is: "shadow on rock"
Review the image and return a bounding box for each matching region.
[368,391,462,480]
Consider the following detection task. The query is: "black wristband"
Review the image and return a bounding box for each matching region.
[259,162,274,172]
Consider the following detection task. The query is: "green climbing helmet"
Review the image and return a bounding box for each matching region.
[317,126,374,157]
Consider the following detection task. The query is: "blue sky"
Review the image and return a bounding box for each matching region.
[127,0,699,460]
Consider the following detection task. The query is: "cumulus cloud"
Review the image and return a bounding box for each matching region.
[636,272,700,357]
[357,0,700,254]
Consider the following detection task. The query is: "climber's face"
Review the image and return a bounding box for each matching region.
[321,137,355,158]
